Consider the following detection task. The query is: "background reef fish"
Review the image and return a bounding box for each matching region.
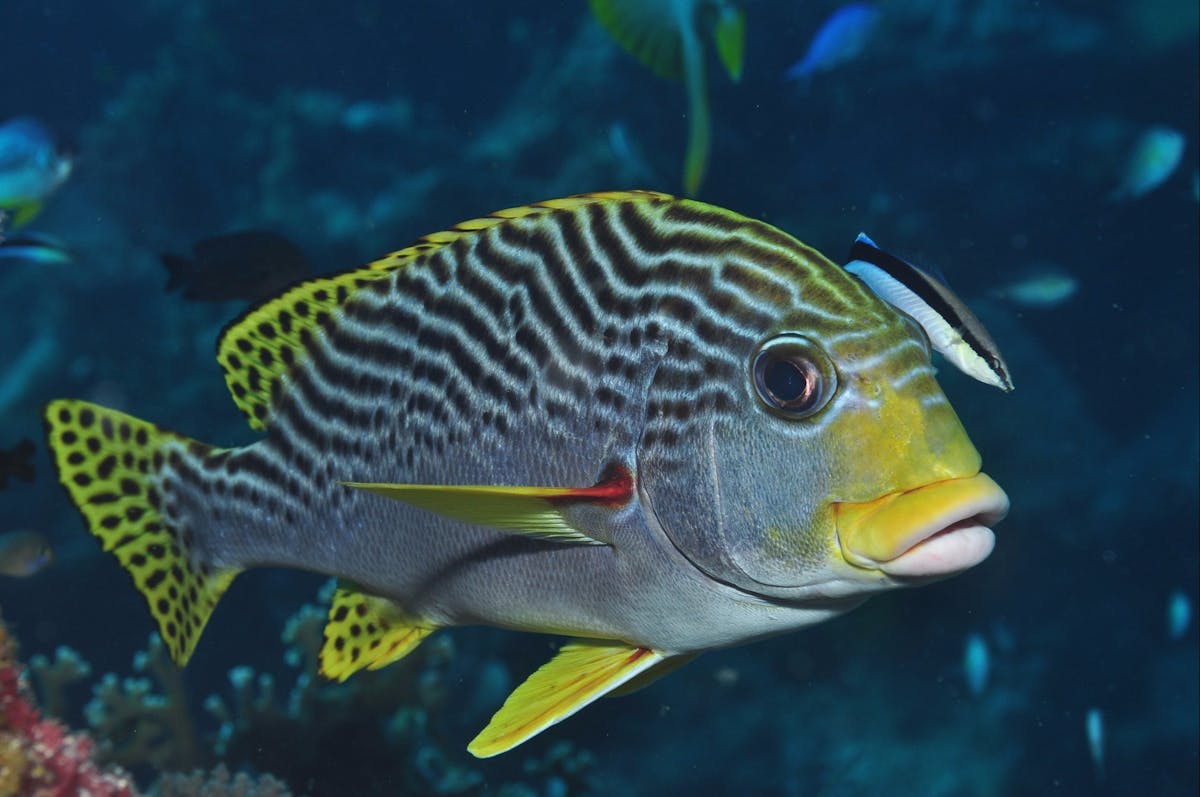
[0,530,54,578]
[785,3,880,81]
[44,192,1008,757]
[590,0,745,196]
[0,230,74,265]
[159,230,312,302]
[0,116,73,229]
[1111,125,1186,200]
[0,438,35,491]
[989,263,1078,308]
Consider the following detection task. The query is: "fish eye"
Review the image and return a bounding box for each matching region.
[751,335,837,419]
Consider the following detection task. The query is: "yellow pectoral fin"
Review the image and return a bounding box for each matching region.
[320,586,438,682]
[342,468,632,545]
[468,641,665,758]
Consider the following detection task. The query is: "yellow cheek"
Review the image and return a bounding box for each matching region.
[824,379,981,502]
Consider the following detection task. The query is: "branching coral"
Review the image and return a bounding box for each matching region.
[150,763,293,797]
[29,646,92,719]
[9,587,599,796]
[85,634,203,772]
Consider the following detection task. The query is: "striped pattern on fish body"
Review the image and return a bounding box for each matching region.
[44,191,1009,756]
[202,193,892,637]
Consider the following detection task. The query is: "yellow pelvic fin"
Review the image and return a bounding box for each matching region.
[43,400,240,665]
[320,586,437,682]
[341,482,612,545]
[468,641,664,758]
[216,191,672,431]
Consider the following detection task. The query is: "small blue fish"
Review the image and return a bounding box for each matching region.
[785,3,880,80]
[0,117,73,228]
[990,263,1079,308]
[1167,590,1191,640]
[1111,126,1185,200]
[1085,707,1105,783]
[0,230,74,264]
[963,632,990,696]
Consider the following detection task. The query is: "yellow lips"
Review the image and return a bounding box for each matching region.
[835,473,1009,576]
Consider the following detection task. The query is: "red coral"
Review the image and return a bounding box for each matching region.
[1,622,140,797]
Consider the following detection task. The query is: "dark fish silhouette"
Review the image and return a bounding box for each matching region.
[160,230,311,302]
[0,438,34,490]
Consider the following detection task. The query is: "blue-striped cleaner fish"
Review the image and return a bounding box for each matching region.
[43,191,1010,757]
[845,234,1013,392]
[590,0,745,196]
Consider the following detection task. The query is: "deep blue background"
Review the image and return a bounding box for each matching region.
[2,2,1196,795]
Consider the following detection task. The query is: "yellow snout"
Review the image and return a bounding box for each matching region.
[835,473,1009,578]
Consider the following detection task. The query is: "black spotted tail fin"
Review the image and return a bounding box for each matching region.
[43,399,241,665]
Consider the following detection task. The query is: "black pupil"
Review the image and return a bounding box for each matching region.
[764,358,809,405]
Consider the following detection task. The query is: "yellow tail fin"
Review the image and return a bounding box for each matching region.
[43,399,240,665]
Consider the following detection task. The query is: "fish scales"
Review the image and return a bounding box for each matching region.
[44,191,1009,756]
[192,198,871,591]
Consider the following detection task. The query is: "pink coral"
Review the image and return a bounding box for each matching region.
[0,612,140,797]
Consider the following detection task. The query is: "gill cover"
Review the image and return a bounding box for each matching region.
[638,331,848,594]
[639,317,984,596]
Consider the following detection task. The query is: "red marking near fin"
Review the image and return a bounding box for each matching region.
[548,463,634,507]
[625,647,653,664]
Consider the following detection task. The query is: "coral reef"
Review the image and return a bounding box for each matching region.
[85,634,203,773]
[0,607,138,797]
[20,587,597,796]
[150,764,292,797]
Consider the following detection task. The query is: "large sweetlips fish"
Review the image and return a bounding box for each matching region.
[44,191,1010,756]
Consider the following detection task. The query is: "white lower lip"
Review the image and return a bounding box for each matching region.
[877,523,996,578]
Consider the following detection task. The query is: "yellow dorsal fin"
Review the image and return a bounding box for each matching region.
[319,585,437,682]
[590,0,687,81]
[216,190,673,430]
[468,640,664,758]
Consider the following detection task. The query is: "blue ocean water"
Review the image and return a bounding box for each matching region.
[1,1,1196,795]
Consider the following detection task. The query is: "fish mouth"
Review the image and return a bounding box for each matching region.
[835,473,1009,578]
